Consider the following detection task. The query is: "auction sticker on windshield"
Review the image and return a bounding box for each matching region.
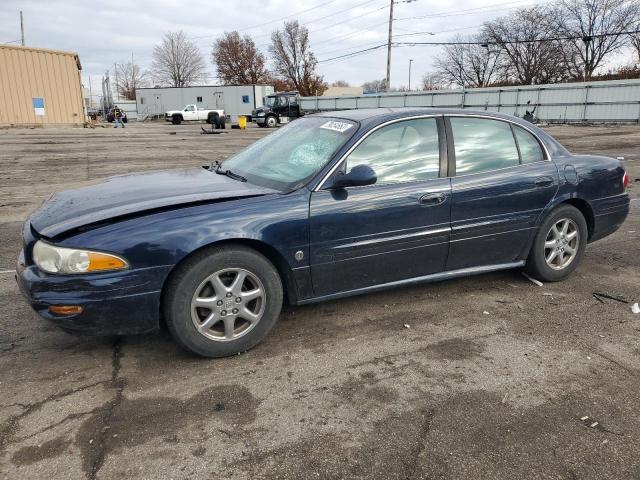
[320,121,354,133]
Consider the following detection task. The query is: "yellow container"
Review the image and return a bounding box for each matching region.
[238,115,247,129]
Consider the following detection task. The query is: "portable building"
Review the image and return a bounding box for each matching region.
[0,44,86,126]
[135,85,274,120]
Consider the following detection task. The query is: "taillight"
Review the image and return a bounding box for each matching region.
[622,171,629,190]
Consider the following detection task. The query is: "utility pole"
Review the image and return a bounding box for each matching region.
[408,59,413,91]
[20,11,24,46]
[114,63,119,101]
[582,36,592,83]
[385,0,394,92]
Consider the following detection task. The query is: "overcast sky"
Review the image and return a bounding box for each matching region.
[0,0,634,95]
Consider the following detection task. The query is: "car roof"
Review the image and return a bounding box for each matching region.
[315,107,522,123]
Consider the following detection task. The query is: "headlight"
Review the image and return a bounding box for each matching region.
[257,112,266,117]
[32,241,128,274]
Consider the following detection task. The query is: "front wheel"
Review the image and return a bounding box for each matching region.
[525,204,588,282]
[164,245,283,357]
[265,115,278,128]
[172,115,182,125]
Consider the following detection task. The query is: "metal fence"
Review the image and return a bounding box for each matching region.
[300,78,640,123]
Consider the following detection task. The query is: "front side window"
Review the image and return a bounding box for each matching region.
[450,118,519,175]
[222,117,357,191]
[346,118,440,184]
[185,105,195,112]
[514,125,545,163]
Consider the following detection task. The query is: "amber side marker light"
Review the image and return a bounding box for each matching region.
[86,252,128,272]
[49,305,84,315]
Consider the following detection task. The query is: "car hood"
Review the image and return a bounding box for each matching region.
[30,167,278,237]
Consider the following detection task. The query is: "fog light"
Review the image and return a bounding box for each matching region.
[49,305,83,315]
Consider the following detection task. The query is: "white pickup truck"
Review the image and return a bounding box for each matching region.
[165,105,226,128]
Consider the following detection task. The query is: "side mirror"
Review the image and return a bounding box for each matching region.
[331,164,377,189]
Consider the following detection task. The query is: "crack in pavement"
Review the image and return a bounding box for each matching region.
[0,380,110,455]
[593,350,638,377]
[404,407,435,480]
[85,337,125,480]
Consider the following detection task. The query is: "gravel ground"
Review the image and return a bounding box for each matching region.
[0,121,639,480]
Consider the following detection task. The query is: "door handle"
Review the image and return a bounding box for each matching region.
[419,192,447,206]
[534,176,554,187]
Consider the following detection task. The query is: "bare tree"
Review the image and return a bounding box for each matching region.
[554,0,640,80]
[631,32,640,64]
[331,80,350,87]
[114,61,147,100]
[212,31,268,85]
[362,79,387,93]
[421,72,442,90]
[483,6,571,85]
[269,20,327,96]
[434,35,501,87]
[152,31,207,87]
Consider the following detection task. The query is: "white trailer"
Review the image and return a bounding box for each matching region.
[135,85,274,121]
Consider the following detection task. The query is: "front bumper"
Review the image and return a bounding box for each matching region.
[16,260,172,335]
[253,117,266,124]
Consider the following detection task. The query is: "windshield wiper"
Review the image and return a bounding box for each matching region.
[215,167,247,182]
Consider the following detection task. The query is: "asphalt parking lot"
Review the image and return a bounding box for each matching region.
[1,120,639,480]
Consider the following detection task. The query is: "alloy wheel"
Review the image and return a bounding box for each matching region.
[544,218,580,270]
[191,268,266,342]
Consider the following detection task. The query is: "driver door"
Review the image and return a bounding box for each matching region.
[309,116,451,297]
[183,105,197,121]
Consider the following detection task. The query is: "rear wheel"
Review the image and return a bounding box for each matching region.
[525,204,588,282]
[218,115,226,129]
[164,245,283,357]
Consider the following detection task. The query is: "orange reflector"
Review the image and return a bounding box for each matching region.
[49,305,83,315]
[87,252,127,272]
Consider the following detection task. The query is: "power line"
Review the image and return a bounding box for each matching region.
[315,25,480,57]
[318,44,387,63]
[396,29,640,46]
[317,29,640,63]
[254,0,387,42]
[394,0,534,21]
[190,0,343,40]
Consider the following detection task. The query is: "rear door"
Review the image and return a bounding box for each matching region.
[309,116,451,297]
[444,116,559,270]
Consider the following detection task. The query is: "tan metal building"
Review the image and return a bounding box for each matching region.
[0,44,86,126]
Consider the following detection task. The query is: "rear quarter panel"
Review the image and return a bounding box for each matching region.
[544,154,629,242]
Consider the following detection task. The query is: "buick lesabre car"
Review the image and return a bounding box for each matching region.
[16,109,629,357]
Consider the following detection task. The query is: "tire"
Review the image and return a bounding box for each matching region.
[163,245,283,358]
[218,116,226,129]
[172,115,182,125]
[208,113,219,128]
[525,204,588,282]
[265,115,278,128]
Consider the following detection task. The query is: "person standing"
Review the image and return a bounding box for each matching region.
[113,105,125,128]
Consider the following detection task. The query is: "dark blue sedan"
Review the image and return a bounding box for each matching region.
[16,109,630,357]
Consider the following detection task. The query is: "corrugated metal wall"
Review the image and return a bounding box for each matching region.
[0,44,86,126]
[301,79,640,123]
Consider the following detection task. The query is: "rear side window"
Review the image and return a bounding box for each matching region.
[450,118,519,175]
[346,118,440,184]
[514,125,545,163]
